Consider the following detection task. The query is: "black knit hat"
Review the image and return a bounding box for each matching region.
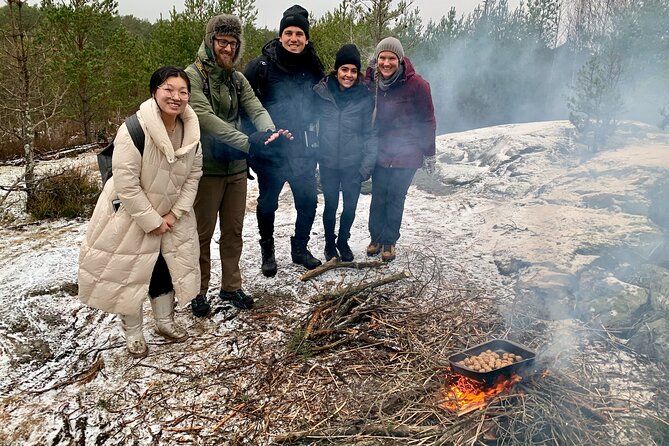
[335,44,361,71]
[280,4,310,39]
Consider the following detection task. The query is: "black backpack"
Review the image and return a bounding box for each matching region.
[97,114,145,186]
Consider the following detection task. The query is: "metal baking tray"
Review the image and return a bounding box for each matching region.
[448,339,536,384]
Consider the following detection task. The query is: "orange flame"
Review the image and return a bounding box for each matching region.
[440,373,522,416]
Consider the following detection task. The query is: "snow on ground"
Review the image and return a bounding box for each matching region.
[0,121,586,388]
[1,121,667,444]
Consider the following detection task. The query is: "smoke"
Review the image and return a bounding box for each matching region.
[411,0,668,136]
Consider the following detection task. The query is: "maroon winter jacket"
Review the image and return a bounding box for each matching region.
[365,57,436,169]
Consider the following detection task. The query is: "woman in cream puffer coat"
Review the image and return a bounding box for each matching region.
[78,66,203,358]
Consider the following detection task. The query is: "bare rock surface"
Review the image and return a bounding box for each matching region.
[1,121,668,444]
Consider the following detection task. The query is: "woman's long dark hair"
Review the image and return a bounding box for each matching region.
[149,66,191,96]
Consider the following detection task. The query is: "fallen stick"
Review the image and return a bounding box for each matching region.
[310,271,411,303]
[274,424,439,443]
[213,402,247,431]
[26,357,104,394]
[164,426,204,433]
[300,259,384,281]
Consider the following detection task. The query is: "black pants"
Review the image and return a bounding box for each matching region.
[368,166,417,245]
[320,165,362,241]
[255,164,318,241]
[148,253,173,298]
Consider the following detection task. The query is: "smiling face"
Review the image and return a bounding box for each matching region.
[213,34,238,69]
[336,64,358,90]
[377,51,400,79]
[154,76,189,119]
[280,26,308,54]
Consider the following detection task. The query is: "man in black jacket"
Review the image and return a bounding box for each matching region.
[244,4,325,276]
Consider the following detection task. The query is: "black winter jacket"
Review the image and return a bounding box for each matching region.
[244,39,325,174]
[313,75,377,180]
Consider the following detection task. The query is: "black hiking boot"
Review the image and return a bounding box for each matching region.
[336,237,354,262]
[190,294,211,317]
[290,236,322,270]
[219,289,254,310]
[260,238,277,277]
[324,236,339,261]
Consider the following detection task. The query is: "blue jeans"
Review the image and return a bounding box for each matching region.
[320,166,362,241]
[255,163,318,241]
[368,166,416,245]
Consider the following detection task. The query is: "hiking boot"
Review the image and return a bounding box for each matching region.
[291,236,322,270]
[220,289,254,310]
[337,238,354,262]
[190,294,211,318]
[260,238,277,277]
[151,292,188,342]
[324,236,339,261]
[381,244,396,262]
[121,312,148,358]
[367,242,381,256]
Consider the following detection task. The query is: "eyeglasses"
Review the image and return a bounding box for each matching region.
[159,86,190,100]
[214,38,238,50]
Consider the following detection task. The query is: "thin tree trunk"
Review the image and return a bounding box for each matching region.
[12,0,37,205]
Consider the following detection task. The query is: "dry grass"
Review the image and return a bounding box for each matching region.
[2,252,668,445]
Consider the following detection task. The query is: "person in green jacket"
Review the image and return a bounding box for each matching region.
[185,14,291,317]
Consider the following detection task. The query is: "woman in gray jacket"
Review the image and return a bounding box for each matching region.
[313,44,377,261]
[78,66,203,358]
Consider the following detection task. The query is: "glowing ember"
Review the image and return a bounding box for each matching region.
[439,372,522,415]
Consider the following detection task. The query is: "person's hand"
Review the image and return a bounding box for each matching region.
[266,129,294,144]
[279,129,294,140]
[357,170,371,184]
[248,130,274,151]
[163,211,177,229]
[249,129,291,160]
[150,220,171,236]
[423,155,436,176]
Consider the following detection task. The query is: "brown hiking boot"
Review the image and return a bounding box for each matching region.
[366,242,381,256]
[381,244,396,262]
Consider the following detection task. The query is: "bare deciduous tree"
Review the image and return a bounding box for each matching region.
[0,0,64,209]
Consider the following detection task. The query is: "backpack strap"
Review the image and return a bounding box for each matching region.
[252,56,269,98]
[232,71,243,98]
[125,114,145,154]
[191,57,210,100]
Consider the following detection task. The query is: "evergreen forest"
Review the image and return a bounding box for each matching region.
[1,0,667,157]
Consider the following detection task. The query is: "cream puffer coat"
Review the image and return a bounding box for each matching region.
[78,98,203,316]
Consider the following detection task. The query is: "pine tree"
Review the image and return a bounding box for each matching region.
[567,48,623,148]
[41,0,119,143]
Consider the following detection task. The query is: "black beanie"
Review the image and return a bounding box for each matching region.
[334,44,361,71]
[280,5,310,39]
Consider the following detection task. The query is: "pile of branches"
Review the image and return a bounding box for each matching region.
[4,250,668,445]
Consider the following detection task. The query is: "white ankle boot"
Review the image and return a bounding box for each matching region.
[121,312,148,358]
[150,292,188,342]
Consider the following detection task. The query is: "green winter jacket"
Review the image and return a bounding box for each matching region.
[186,42,275,176]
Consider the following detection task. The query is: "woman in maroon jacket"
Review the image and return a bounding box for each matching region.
[365,37,436,262]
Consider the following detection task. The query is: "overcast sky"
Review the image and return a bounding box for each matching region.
[113,0,520,28]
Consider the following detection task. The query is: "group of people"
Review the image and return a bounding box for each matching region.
[77,5,436,358]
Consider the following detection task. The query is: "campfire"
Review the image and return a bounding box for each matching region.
[440,370,523,416]
[440,339,535,416]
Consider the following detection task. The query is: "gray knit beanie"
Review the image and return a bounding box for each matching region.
[374,37,404,63]
[205,14,244,63]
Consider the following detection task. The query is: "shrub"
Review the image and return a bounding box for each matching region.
[28,167,100,220]
[567,51,623,150]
